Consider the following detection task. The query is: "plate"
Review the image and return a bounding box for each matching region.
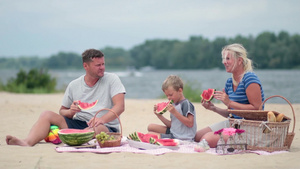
[127,140,179,150]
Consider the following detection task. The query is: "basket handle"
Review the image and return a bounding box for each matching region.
[92,108,123,137]
[259,95,295,134]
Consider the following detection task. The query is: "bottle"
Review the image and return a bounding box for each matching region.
[226,135,236,154]
[216,134,226,154]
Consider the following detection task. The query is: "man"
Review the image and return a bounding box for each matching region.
[6,49,126,146]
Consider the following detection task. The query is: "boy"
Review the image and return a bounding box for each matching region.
[147,75,197,141]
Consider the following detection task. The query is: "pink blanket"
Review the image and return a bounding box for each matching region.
[55,139,288,156]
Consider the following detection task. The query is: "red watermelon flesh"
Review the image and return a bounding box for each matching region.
[201,88,215,102]
[156,139,179,146]
[142,134,159,143]
[77,100,98,110]
[156,100,174,114]
[58,129,93,134]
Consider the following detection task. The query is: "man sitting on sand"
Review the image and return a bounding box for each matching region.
[6,49,126,146]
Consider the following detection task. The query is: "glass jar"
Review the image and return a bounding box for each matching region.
[226,135,236,154]
[216,134,226,154]
[235,133,246,152]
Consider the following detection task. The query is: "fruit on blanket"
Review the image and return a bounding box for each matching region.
[127,132,178,146]
[96,131,116,144]
[156,100,174,114]
[201,88,215,102]
[77,100,98,110]
[127,132,159,143]
[44,125,61,144]
[58,129,94,146]
[142,134,159,143]
[127,132,142,141]
[149,137,179,146]
[276,113,285,122]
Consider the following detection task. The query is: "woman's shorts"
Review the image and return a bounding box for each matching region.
[209,120,230,132]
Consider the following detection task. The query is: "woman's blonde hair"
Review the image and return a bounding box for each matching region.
[221,43,253,72]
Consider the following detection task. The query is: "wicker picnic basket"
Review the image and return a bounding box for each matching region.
[93,108,122,148]
[228,95,296,152]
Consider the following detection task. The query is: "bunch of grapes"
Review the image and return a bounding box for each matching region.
[96,131,115,144]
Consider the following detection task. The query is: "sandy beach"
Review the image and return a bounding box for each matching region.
[0,92,299,169]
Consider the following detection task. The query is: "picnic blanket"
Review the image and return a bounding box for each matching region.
[55,138,288,156]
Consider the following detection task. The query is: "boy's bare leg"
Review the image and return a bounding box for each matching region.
[147,124,167,134]
[6,110,68,146]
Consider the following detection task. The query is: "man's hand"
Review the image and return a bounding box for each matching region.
[70,101,81,117]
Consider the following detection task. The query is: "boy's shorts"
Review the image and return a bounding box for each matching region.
[209,120,230,132]
[64,117,118,132]
[160,127,175,139]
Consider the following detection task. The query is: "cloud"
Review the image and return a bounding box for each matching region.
[0,0,300,57]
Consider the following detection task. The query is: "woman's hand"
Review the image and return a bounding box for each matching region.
[214,89,231,106]
[201,100,215,110]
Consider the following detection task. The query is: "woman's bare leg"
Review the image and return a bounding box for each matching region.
[194,127,212,142]
[6,110,68,146]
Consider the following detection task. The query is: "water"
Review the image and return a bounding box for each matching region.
[1,69,299,103]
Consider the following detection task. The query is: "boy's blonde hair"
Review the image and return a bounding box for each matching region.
[162,75,184,91]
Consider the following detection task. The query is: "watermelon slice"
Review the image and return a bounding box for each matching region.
[77,100,98,110]
[127,132,178,146]
[149,137,179,146]
[200,88,215,102]
[156,100,174,115]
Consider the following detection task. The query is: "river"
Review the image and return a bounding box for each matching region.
[1,69,299,104]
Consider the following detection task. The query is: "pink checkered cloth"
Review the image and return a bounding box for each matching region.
[55,138,288,156]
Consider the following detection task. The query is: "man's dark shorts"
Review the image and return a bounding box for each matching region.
[64,117,118,132]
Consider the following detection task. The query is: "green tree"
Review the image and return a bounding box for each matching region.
[3,68,56,93]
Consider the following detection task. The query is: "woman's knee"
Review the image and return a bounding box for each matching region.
[194,127,212,142]
[201,132,219,148]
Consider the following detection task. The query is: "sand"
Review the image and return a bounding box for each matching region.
[0,92,299,169]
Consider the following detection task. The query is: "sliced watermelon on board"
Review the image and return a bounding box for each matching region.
[127,132,178,146]
[156,100,174,115]
[77,100,98,110]
[200,88,216,102]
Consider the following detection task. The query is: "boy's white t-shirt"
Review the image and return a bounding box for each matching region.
[62,72,126,130]
[170,99,197,140]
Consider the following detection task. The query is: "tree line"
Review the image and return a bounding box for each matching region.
[1,31,299,70]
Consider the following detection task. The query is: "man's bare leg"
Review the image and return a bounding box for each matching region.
[6,110,68,146]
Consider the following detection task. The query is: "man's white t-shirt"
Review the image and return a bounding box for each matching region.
[62,72,126,130]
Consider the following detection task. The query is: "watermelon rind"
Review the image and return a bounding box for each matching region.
[156,100,174,115]
[58,129,94,146]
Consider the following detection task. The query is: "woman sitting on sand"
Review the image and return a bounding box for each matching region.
[194,43,265,147]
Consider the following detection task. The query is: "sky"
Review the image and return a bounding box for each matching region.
[0,0,300,58]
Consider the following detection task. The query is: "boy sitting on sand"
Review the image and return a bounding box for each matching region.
[147,75,197,141]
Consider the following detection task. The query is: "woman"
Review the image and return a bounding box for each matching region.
[194,43,264,147]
